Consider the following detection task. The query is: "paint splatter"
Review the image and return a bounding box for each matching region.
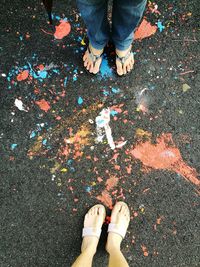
[134,19,157,40]
[96,175,119,209]
[100,56,113,78]
[135,128,152,140]
[78,96,83,105]
[157,21,165,32]
[141,244,149,257]
[95,108,115,149]
[35,99,51,112]
[14,99,28,112]
[54,20,71,39]
[129,133,200,188]
[11,144,17,150]
[16,70,29,81]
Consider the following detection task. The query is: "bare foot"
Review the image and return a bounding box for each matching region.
[83,45,103,74]
[81,204,106,254]
[116,47,134,76]
[106,202,130,252]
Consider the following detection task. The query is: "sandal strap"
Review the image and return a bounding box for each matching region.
[87,46,103,67]
[108,223,127,239]
[82,227,101,238]
[116,50,133,65]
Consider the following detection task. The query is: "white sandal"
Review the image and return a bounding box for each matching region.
[107,202,130,239]
[82,204,106,238]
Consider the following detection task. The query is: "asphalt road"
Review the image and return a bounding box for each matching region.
[0,0,200,266]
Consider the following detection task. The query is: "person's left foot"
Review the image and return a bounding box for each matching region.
[81,204,106,254]
[116,46,134,76]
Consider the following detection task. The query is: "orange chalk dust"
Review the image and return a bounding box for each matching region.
[17,70,29,81]
[134,18,157,40]
[130,133,200,188]
[35,99,51,112]
[54,20,71,39]
[96,175,119,209]
[141,244,149,257]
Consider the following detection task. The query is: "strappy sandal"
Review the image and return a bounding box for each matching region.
[84,45,103,74]
[107,201,130,239]
[82,204,106,238]
[116,47,134,76]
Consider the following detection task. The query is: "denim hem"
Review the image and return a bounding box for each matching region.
[114,39,133,51]
[89,39,108,50]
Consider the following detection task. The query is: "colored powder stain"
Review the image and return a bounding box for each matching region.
[130,133,200,187]
[103,90,109,96]
[110,110,118,116]
[86,186,91,193]
[100,56,113,78]
[78,96,83,105]
[141,245,149,257]
[11,144,17,150]
[135,128,152,140]
[17,70,29,81]
[96,176,119,208]
[54,20,71,39]
[157,21,165,32]
[96,190,113,209]
[42,139,47,145]
[64,77,68,87]
[81,38,86,45]
[106,176,119,191]
[30,131,36,138]
[134,18,157,40]
[35,99,51,112]
[38,70,48,79]
[111,87,120,94]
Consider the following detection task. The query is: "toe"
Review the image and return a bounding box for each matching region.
[127,64,131,73]
[123,64,127,75]
[116,60,123,76]
[84,59,89,67]
[93,58,102,74]
[86,63,91,71]
[98,205,105,215]
[89,65,94,73]
[83,52,88,61]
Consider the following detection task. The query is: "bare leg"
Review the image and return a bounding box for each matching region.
[106,202,130,267]
[72,204,106,267]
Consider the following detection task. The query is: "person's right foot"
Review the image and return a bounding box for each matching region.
[81,204,106,254]
[83,44,103,74]
[106,202,130,252]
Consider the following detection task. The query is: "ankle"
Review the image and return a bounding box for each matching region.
[89,44,103,55]
[106,242,121,254]
[106,233,122,253]
[82,245,97,256]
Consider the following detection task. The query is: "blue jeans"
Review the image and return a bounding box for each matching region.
[76,0,147,51]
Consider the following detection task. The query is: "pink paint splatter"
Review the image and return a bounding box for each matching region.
[134,18,157,40]
[35,99,51,112]
[129,133,200,188]
[17,70,29,81]
[54,20,71,39]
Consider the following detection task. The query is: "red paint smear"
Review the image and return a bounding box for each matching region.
[17,70,29,81]
[134,18,157,40]
[96,190,113,209]
[106,176,119,191]
[54,20,71,39]
[97,176,119,208]
[130,133,200,187]
[35,99,51,112]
